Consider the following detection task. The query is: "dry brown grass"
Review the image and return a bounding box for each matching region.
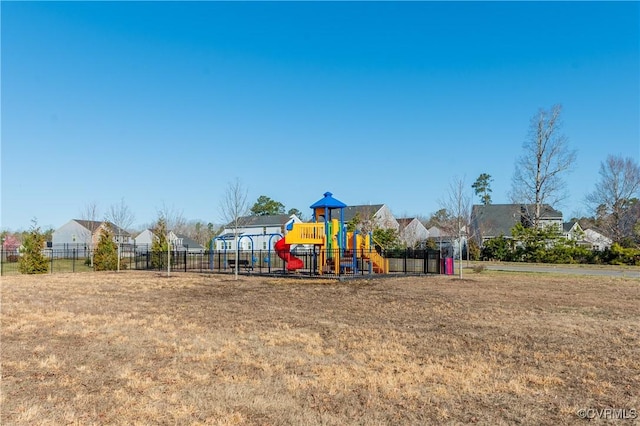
[2,271,639,425]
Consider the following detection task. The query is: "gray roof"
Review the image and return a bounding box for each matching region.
[73,219,130,236]
[225,214,293,229]
[396,218,413,228]
[342,205,384,222]
[174,234,204,250]
[471,204,563,238]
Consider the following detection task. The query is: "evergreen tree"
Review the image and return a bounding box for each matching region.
[287,208,304,221]
[18,219,49,274]
[472,173,493,205]
[372,227,402,250]
[93,224,118,271]
[250,195,285,216]
[151,217,169,269]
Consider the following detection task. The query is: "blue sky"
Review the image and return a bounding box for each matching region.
[2,1,638,231]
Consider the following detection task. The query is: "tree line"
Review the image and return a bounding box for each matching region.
[427,104,639,266]
[6,104,640,272]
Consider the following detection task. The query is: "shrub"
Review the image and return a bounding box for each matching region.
[608,243,640,266]
[18,220,49,274]
[151,217,169,270]
[481,236,511,261]
[472,264,486,273]
[93,225,118,271]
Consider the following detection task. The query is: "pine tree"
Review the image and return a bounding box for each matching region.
[151,217,169,269]
[18,219,49,274]
[472,173,493,205]
[93,224,118,271]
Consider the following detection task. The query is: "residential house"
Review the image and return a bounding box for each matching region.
[427,226,466,258]
[397,218,429,248]
[134,229,205,253]
[470,204,563,244]
[342,204,400,232]
[52,219,132,251]
[215,214,302,252]
[134,229,155,249]
[563,221,584,241]
[583,228,613,251]
[168,231,205,253]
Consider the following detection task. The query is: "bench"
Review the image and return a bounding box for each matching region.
[228,259,253,272]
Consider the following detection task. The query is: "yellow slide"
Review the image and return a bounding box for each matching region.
[349,232,388,274]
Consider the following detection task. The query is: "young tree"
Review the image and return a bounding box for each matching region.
[250,196,285,216]
[3,234,20,252]
[425,209,452,229]
[510,104,577,227]
[18,219,49,274]
[585,155,640,244]
[79,201,100,265]
[157,202,187,235]
[105,198,135,237]
[105,198,135,271]
[220,178,249,280]
[93,224,118,271]
[472,173,493,205]
[372,227,401,250]
[440,176,472,278]
[151,216,169,270]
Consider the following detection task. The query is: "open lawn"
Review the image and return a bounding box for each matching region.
[2,271,639,425]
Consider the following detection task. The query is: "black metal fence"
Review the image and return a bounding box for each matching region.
[1,247,442,277]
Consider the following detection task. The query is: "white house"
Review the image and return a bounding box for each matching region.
[427,226,466,258]
[134,229,205,253]
[134,229,155,248]
[169,231,205,253]
[342,204,400,231]
[397,218,429,248]
[583,228,613,251]
[215,214,302,252]
[563,221,584,241]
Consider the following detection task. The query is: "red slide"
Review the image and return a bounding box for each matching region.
[274,238,304,271]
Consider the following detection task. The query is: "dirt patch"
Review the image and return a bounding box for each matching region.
[2,271,639,425]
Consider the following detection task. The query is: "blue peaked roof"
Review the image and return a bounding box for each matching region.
[310,192,347,209]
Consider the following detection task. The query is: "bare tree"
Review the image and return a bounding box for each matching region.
[79,201,100,265]
[157,202,188,235]
[440,176,472,278]
[219,178,249,280]
[104,198,135,272]
[585,155,640,244]
[510,104,577,227]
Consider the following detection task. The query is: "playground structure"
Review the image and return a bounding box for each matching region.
[275,192,389,275]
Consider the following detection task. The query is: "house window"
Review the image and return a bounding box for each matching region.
[263,242,267,250]
[248,242,252,250]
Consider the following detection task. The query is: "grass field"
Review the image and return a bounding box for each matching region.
[2,271,639,425]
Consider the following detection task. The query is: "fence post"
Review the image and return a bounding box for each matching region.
[72,249,76,273]
[184,251,187,273]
